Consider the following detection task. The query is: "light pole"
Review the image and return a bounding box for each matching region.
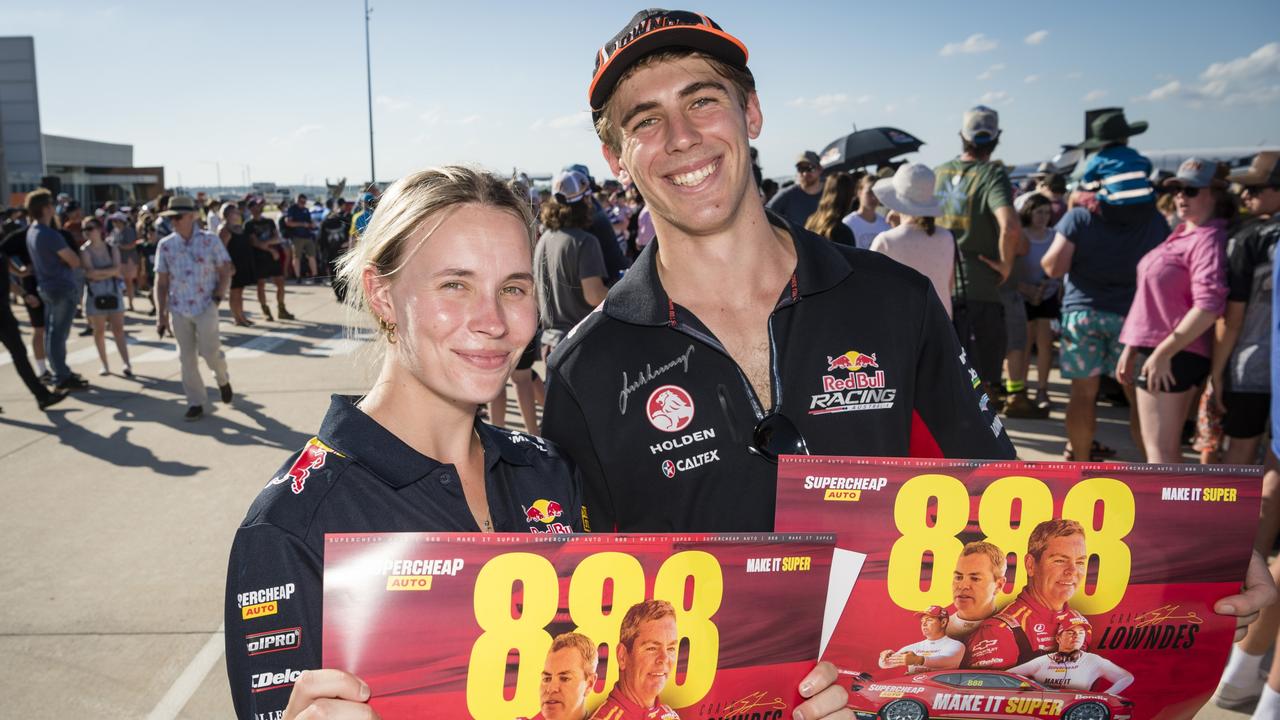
[364,0,376,187]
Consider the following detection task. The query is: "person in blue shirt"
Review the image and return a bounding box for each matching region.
[24,188,89,391]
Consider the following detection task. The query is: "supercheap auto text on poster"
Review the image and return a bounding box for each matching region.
[775,456,1260,720]
[323,533,837,720]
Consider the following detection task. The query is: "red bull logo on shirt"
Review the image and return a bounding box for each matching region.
[522,498,571,534]
[812,349,897,415]
[268,437,341,495]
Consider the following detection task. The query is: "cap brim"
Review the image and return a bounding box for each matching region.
[1230,167,1271,185]
[589,26,748,113]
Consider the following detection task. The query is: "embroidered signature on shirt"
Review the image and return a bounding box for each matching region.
[618,344,694,414]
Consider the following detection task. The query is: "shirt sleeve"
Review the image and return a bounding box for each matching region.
[1188,231,1228,315]
[154,242,169,274]
[542,364,614,533]
[911,284,1017,459]
[224,522,323,720]
[985,165,1014,211]
[577,232,607,281]
[1225,227,1258,302]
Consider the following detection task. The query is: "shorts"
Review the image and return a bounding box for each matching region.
[1025,294,1061,321]
[1001,289,1028,352]
[292,236,318,260]
[22,278,45,328]
[1059,308,1125,379]
[1223,391,1271,439]
[1132,346,1210,394]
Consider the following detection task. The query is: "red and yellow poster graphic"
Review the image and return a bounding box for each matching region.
[323,533,835,720]
[774,457,1261,720]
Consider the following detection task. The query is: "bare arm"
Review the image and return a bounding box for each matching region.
[216,262,232,298]
[155,271,171,335]
[581,275,608,307]
[56,246,82,269]
[993,205,1022,282]
[1040,232,1074,279]
[1208,302,1246,409]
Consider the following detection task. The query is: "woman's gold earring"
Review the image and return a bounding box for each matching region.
[378,317,398,344]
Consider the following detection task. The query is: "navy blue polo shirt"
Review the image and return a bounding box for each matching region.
[224,395,583,719]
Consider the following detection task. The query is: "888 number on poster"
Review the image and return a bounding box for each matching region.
[466,550,722,719]
[886,474,1135,614]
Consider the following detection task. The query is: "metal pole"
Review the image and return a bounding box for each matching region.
[364,0,376,186]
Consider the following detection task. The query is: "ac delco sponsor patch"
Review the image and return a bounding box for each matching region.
[251,668,303,693]
[647,385,694,432]
[238,583,296,620]
[246,627,301,656]
[267,437,341,495]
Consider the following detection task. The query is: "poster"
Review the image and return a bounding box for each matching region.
[775,457,1260,720]
[324,532,837,720]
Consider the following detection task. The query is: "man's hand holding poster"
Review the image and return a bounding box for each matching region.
[323,533,835,719]
[775,457,1261,720]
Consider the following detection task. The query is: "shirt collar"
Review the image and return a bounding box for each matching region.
[603,210,855,326]
[317,395,532,488]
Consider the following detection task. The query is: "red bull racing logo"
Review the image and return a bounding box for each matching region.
[522,498,571,534]
[646,384,695,432]
[268,438,340,495]
[811,349,896,415]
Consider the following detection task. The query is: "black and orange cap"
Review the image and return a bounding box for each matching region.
[589,8,748,119]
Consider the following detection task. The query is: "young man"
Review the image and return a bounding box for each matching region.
[935,106,1024,395]
[285,194,319,282]
[25,188,89,391]
[154,195,234,420]
[877,606,964,674]
[766,150,824,228]
[543,8,1015,535]
[535,170,610,359]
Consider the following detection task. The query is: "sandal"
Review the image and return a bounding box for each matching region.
[1092,440,1117,457]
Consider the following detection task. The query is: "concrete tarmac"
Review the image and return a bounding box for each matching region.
[0,284,1252,718]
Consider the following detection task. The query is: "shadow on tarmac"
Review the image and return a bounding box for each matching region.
[0,406,208,476]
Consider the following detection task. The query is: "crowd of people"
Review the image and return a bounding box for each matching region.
[1,187,373,417]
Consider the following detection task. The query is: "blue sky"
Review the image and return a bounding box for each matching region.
[6,1,1279,187]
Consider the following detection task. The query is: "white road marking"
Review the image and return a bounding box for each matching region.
[145,622,224,720]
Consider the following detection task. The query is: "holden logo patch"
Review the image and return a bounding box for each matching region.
[647,385,694,432]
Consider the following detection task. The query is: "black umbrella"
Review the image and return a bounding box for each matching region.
[818,127,925,173]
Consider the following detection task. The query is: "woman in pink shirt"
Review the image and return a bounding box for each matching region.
[1117,159,1230,462]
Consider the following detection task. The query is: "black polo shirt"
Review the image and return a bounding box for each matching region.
[224,395,583,720]
[542,214,1015,533]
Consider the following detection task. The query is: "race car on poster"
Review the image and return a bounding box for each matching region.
[845,668,1134,720]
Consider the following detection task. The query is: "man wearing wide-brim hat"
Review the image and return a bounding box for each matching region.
[1078,110,1155,207]
[153,195,235,420]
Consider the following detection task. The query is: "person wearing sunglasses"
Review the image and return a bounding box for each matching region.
[765,150,825,228]
[1116,158,1230,463]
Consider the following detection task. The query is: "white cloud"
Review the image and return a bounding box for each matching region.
[977,63,1006,81]
[1066,71,1084,80]
[978,90,1010,105]
[884,103,898,114]
[787,93,850,114]
[855,94,874,104]
[940,33,997,56]
[293,124,322,138]
[375,95,410,111]
[459,114,483,126]
[1024,30,1049,45]
[1082,89,1108,102]
[419,107,443,125]
[1024,74,1040,84]
[1135,42,1280,107]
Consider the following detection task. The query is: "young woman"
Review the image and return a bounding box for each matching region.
[78,217,132,376]
[1117,159,1230,463]
[804,173,857,246]
[867,163,955,317]
[1017,194,1061,407]
[223,166,584,720]
[218,203,258,326]
[106,213,140,311]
